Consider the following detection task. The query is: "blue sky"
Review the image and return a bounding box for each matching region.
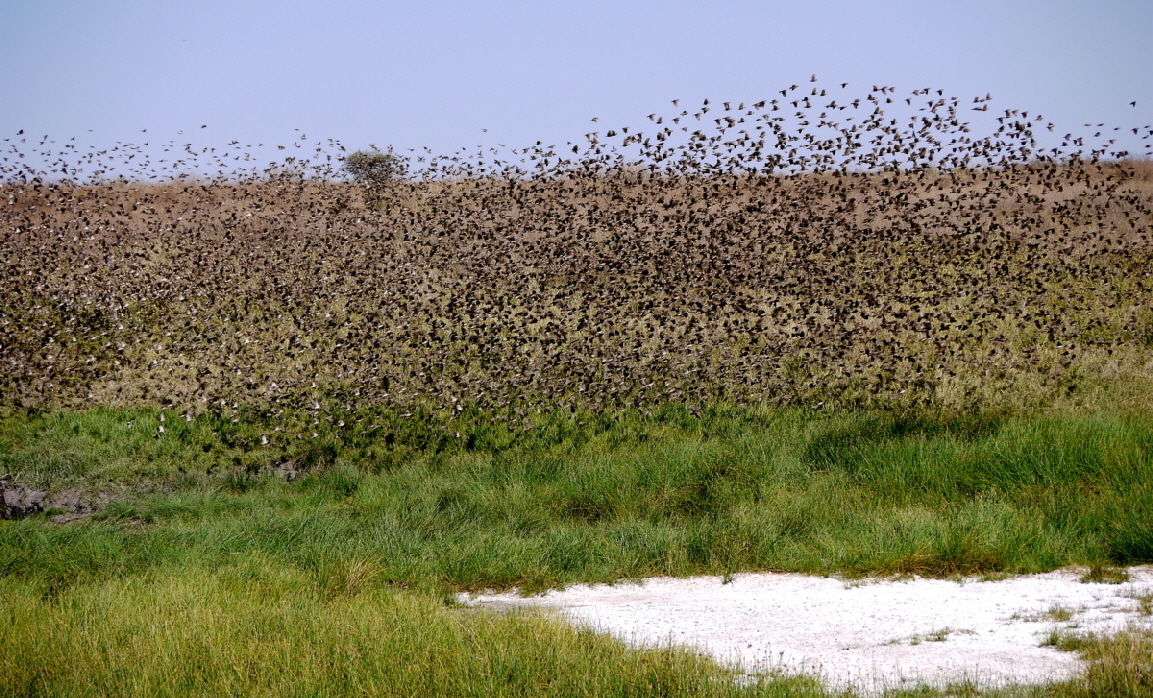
[2,0,1150,174]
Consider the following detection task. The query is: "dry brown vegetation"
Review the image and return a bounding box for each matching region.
[2,86,1152,434]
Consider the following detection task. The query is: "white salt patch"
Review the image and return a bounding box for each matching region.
[462,566,1153,695]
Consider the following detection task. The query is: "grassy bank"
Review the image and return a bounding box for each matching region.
[2,405,1152,696]
[3,407,1152,590]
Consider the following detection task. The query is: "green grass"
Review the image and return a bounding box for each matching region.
[2,405,1151,696]
[2,568,1149,698]
[0,563,834,698]
[3,406,1151,590]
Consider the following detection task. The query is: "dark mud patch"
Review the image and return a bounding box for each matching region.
[1,479,116,522]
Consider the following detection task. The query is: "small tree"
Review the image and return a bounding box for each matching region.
[342,147,407,192]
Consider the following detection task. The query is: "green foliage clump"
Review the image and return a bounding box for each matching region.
[341,146,407,191]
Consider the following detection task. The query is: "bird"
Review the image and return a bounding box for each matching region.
[6,76,1137,426]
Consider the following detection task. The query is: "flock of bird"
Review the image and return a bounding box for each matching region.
[2,80,1151,442]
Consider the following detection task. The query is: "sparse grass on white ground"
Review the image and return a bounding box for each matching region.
[463,566,1153,695]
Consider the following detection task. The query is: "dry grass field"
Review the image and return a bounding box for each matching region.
[3,148,1152,432]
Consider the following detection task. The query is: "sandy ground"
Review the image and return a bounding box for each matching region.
[462,566,1153,695]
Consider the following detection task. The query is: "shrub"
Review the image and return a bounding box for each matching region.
[341,147,406,191]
